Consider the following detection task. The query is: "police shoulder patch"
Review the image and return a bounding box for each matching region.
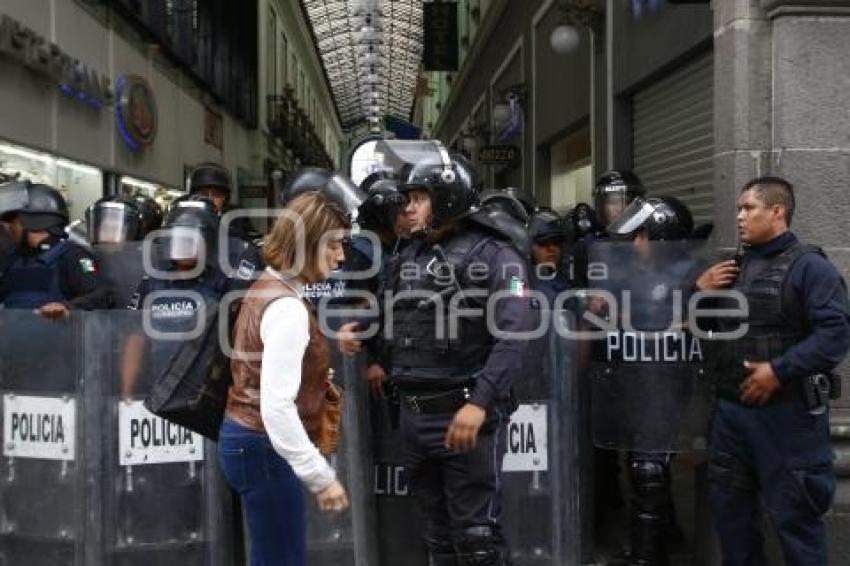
[79,257,97,274]
[509,275,527,297]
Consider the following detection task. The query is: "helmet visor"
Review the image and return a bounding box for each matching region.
[606,197,655,238]
[162,226,205,262]
[326,174,366,220]
[374,140,452,189]
[88,202,141,244]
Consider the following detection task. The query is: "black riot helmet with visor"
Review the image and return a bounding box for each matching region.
[281,167,366,225]
[85,196,143,244]
[6,182,70,236]
[132,194,164,237]
[376,140,478,227]
[189,162,231,201]
[606,196,694,242]
[593,170,646,227]
[478,188,532,225]
[357,170,407,234]
[160,198,219,265]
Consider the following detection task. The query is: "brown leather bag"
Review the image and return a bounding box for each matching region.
[316,375,343,456]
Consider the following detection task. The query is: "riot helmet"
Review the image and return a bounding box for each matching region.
[132,194,164,237]
[85,195,143,244]
[281,167,366,223]
[593,170,646,226]
[18,183,69,234]
[160,198,219,264]
[569,202,600,238]
[376,140,477,227]
[606,196,694,241]
[479,189,532,224]
[501,187,537,218]
[529,208,573,244]
[189,162,231,206]
[357,170,407,234]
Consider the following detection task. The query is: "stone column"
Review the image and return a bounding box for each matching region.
[713,1,850,561]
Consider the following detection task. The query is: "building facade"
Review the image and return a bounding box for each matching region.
[422,0,850,561]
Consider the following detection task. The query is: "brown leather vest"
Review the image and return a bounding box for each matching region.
[225,272,330,439]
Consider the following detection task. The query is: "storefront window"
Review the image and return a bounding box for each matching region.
[0,140,103,222]
[119,175,185,213]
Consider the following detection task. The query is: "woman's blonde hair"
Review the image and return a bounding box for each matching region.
[263,191,349,281]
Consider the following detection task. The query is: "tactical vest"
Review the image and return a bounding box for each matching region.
[388,230,495,385]
[1,240,72,309]
[712,239,820,400]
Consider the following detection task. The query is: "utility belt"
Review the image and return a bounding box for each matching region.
[399,385,473,415]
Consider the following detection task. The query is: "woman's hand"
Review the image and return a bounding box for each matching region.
[316,480,349,513]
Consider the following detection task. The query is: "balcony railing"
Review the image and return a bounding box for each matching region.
[267,87,333,169]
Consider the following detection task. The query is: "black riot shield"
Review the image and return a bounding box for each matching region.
[586,241,712,453]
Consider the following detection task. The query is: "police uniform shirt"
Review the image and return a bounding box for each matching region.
[746,232,850,384]
[0,236,114,310]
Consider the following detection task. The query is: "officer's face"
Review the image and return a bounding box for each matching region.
[317,236,346,281]
[404,189,432,233]
[737,189,783,245]
[532,239,561,268]
[194,187,228,213]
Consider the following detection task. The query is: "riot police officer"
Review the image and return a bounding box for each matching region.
[528,208,572,305]
[601,195,697,565]
[594,170,647,228]
[697,177,850,565]
[188,161,262,244]
[121,198,231,397]
[0,181,114,316]
[378,140,535,566]
[568,202,601,240]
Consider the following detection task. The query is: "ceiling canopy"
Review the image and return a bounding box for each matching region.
[301,0,423,129]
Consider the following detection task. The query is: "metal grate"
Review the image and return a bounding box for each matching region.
[632,53,715,227]
[301,0,423,128]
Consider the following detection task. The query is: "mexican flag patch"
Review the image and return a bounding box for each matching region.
[509,275,527,297]
[79,258,97,273]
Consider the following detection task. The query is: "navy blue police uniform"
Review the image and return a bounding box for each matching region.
[708,231,850,565]
[385,225,535,565]
[0,236,113,309]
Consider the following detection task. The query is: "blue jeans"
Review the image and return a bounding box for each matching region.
[709,398,835,566]
[218,418,306,566]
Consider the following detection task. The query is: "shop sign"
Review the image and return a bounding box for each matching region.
[115,74,158,152]
[478,145,519,165]
[0,13,113,108]
[423,2,458,72]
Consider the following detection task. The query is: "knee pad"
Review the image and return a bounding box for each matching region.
[629,459,670,514]
[454,526,507,566]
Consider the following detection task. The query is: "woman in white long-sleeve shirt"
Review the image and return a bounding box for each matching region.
[220,192,350,566]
